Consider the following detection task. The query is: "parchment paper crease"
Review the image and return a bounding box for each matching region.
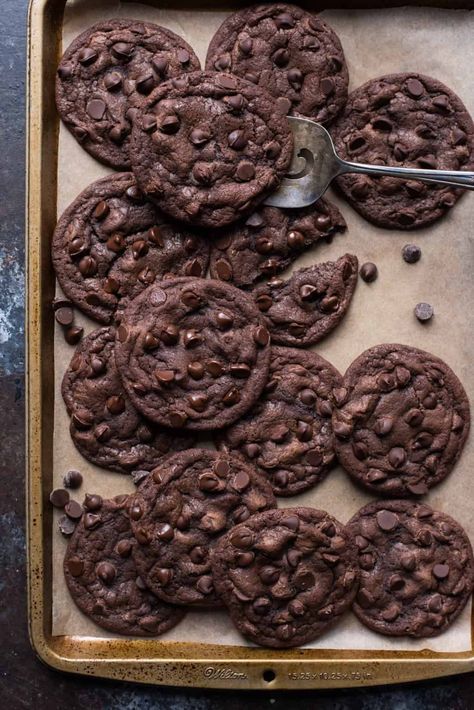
[53,1,474,652]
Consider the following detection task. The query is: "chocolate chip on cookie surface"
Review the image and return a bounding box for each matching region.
[130,71,293,227]
[56,19,200,168]
[206,4,348,125]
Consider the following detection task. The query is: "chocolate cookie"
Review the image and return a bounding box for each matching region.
[210,507,358,648]
[114,278,272,430]
[62,327,193,473]
[206,4,348,125]
[129,449,276,607]
[252,253,358,347]
[347,500,474,638]
[56,19,200,168]
[218,347,343,496]
[52,173,209,325]
[64,494,185,636]
[209,198,346,289]
[130,70,293,227]
[333,344,470,497]
[331,73,474,229]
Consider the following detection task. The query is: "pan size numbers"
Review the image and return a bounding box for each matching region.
[203,667,248,680]
[288,670,373,682]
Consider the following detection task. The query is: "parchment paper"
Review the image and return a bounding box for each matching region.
[53,1,474,651]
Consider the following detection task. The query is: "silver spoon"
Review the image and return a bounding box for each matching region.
[265,116,474,209]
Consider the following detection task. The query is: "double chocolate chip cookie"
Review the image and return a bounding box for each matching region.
[129,449,276,607]
[347,500,474,638]
[206,4,348,125]
[333,344,470,497]
[331,73,474,229]
[209,198,346,289]
[56,19,200,168]
[62,327,193,473]
[64,494,185,636]
[130,71,293,227]
[252,253,358,347]
[211,507,358,648]
[52,173,209,324]
[115,278,272,431]
[218,347,343,496]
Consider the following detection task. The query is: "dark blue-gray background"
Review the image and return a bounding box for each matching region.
[1,0,473,706]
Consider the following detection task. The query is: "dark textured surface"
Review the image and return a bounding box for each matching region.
[2,0,474,705]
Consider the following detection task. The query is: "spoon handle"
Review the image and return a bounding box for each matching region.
[338,158,474,190]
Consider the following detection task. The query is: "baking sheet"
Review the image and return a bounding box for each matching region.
[53,1,474,652]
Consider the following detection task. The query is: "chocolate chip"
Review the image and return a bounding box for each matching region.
[287,68,303,88]
[106,234,126,253]
[376,510,399,531]
[374,416,393,436]
[189,393,208,411]
[401,244,421,264]
[64,325,83,346]
[206,360,224,377]
[96,561,116,585]
[160,324,179,345]
[214,313,233,332]
[55,306,74,327]
[214,53,232,71]
[190,128,211,146]
[299,284,318,301]
[306,450,323,466]
[181,290,201,309]
[256,294,273,312]
[106,395,125,415]
[78,47,97,66]
[275,12,295,29]
[169,411,187,428]
[360,262,378,283]
[84,493,102,511]
[225,93,246,112]
[223,387,240,406]
[64,500,83,520]
[230,363,251,379]
[253,326,270,347]
[111,42,134,60]
[155,370,175,384]
[433,563,450,580]
[228,129,247,150]
[214,259,232,281]
[265,141,282,159]
[78,255,97,277]
[183,329,201,348]
[216,74,238,90]
[84,513,101,530]
[87,99,106,121]
[159,114,180,134]
[58,515,76,536]
[406,78,424,98]
[239,37,253,55]
[232,470,250,492]
[320,77,335,96]
[415,302,434,322]
[68,557,84,577]
[236,161,255,182]
[296,422,312,441]
[63,470,83,489]
[187,361,204,380]
[287,230,305,249]
[272,48,290,67]
[49,488,70,508]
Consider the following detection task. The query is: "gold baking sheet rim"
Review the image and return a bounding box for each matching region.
[26,0,474,689]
